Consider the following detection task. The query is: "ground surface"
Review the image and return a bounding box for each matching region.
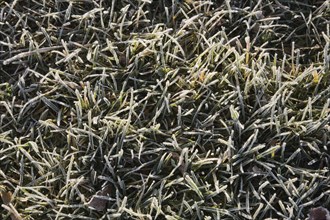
[0,0,330,219]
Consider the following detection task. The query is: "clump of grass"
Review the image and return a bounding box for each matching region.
[0,0,329,219]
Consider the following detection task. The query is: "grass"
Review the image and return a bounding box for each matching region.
[0,0,330,219]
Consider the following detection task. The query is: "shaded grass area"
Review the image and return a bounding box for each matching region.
[0,0,330,219]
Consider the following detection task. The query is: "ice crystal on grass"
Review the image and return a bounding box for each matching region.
[0,0,329,219]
